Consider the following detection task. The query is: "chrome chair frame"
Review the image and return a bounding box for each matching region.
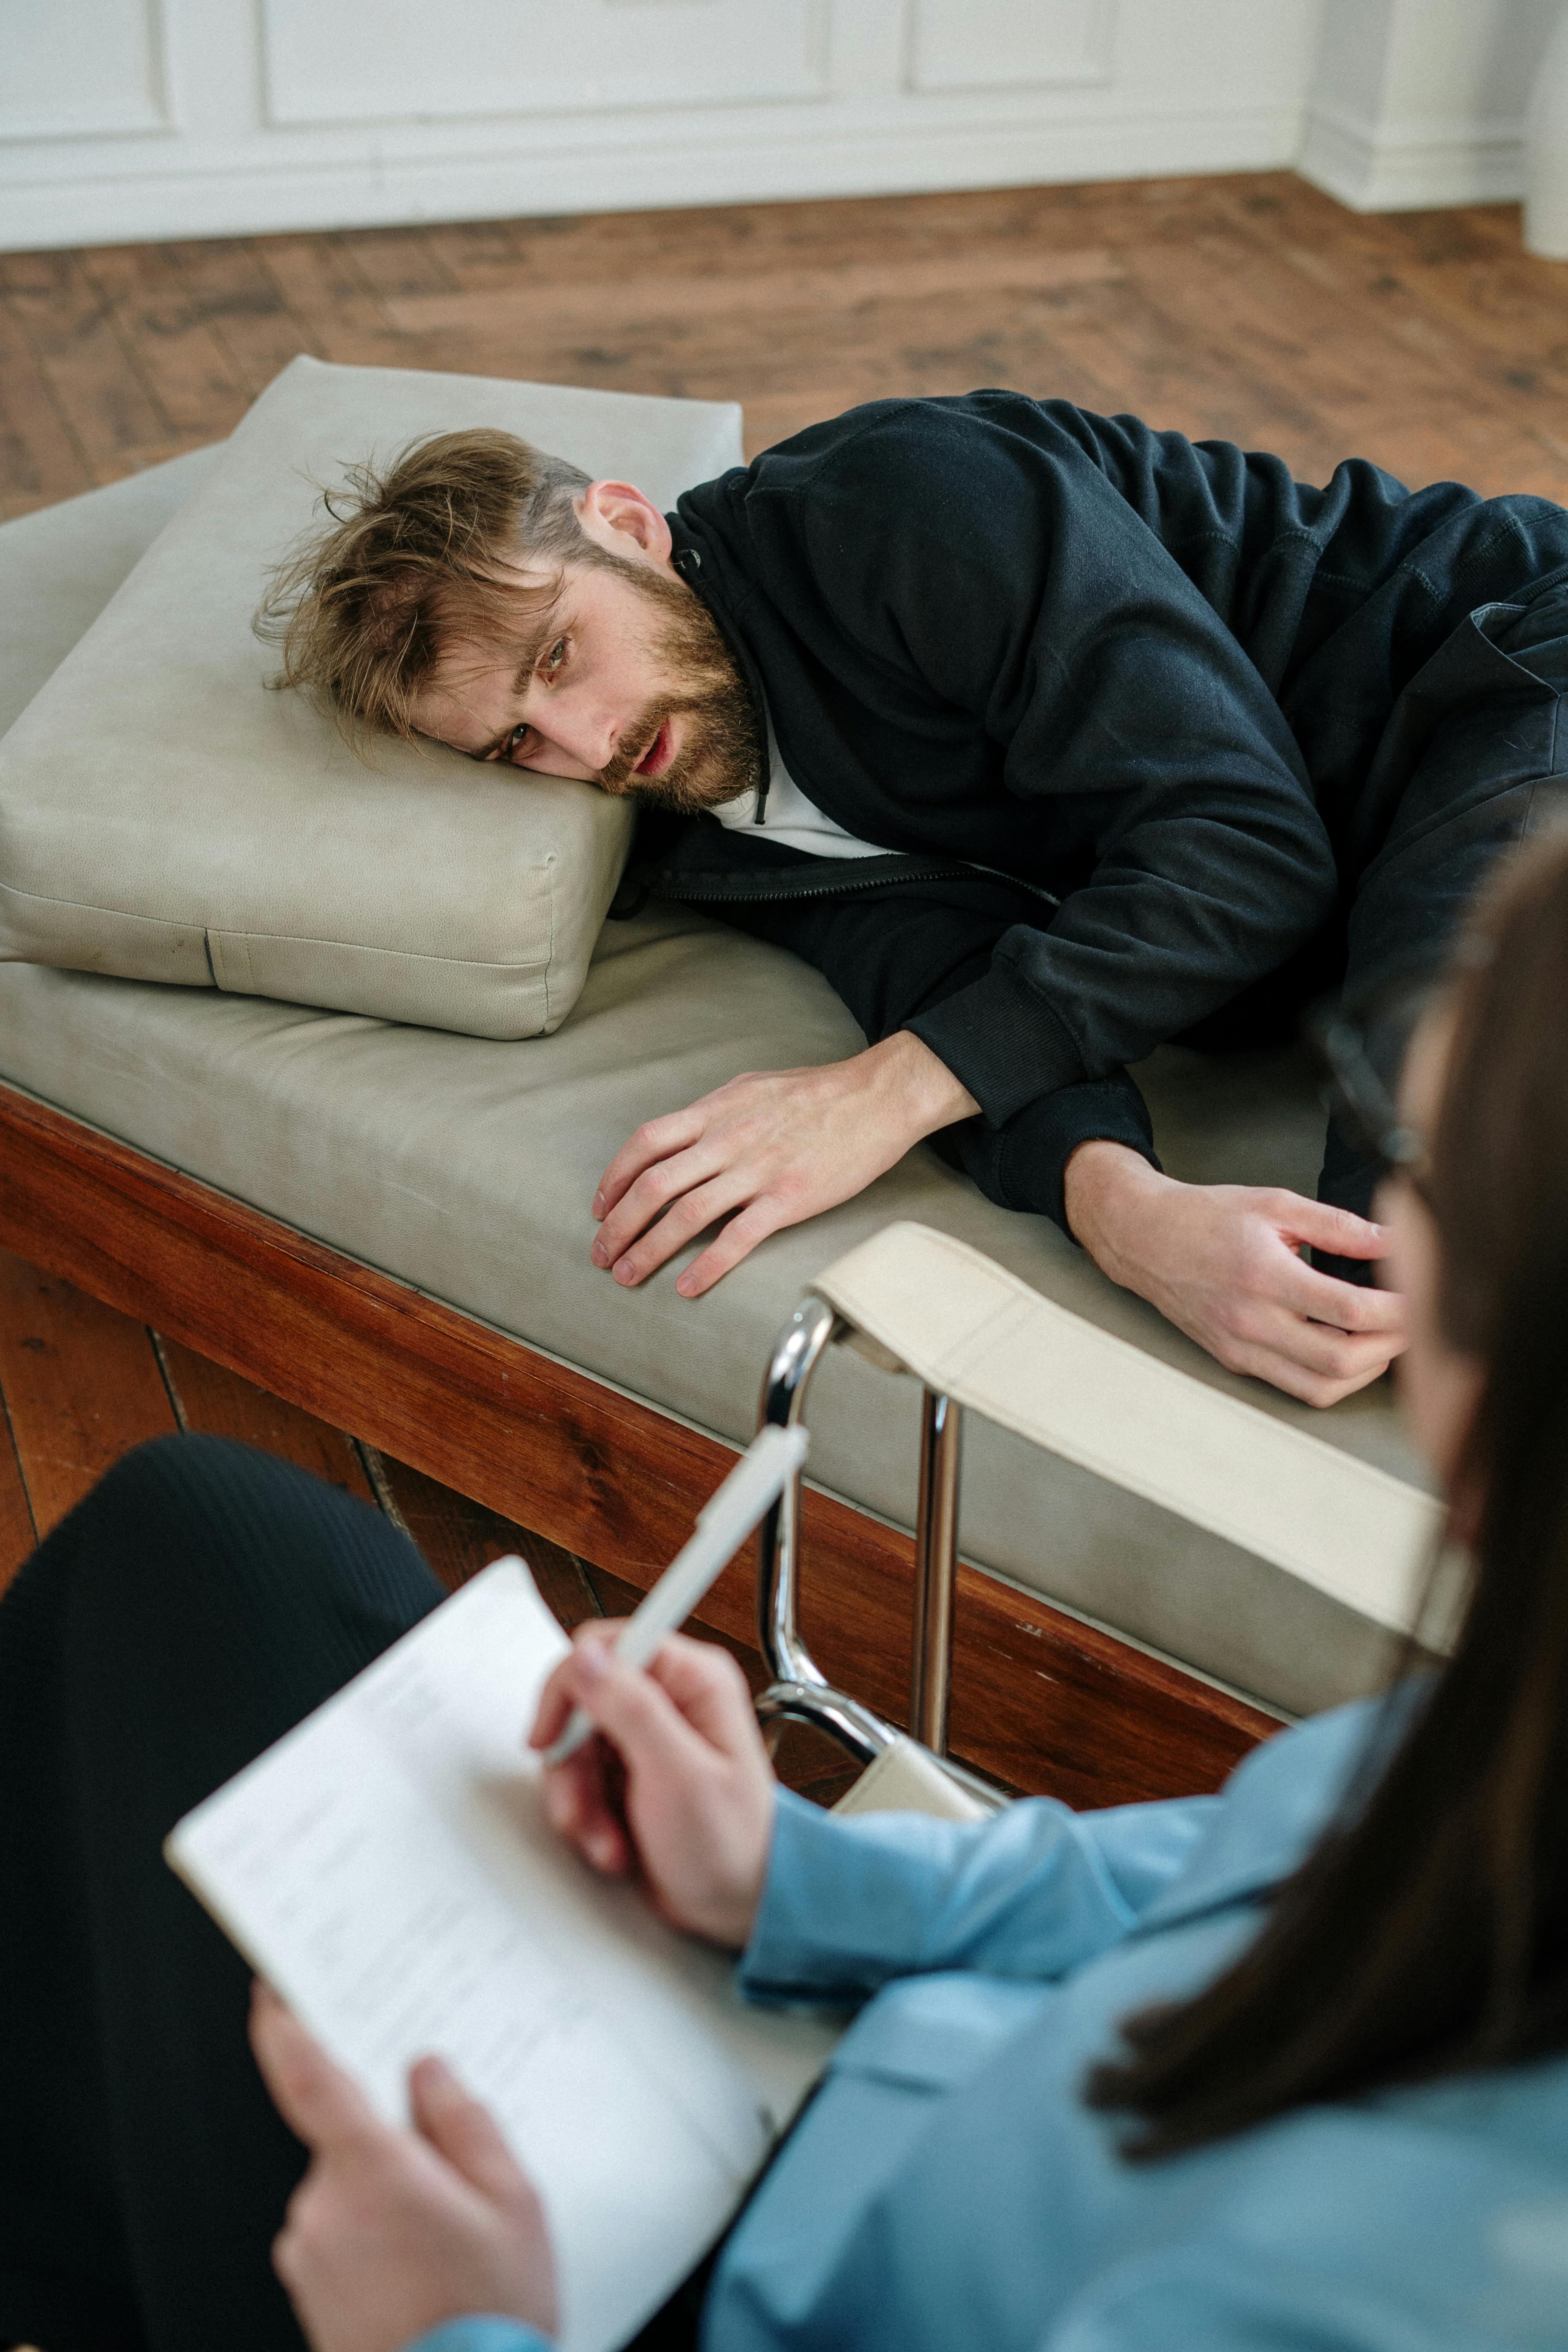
[753,1292,991,1800]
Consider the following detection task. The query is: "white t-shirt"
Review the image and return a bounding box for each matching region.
[714,707,884,859]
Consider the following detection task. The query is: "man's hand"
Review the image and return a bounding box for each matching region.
[249,1984,557,2352]
[1064,1141,1406,1407]
[531,1623,776,1949]
[590,1030,978,1297]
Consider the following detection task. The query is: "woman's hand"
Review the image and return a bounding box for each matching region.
[1064,1142,1407,1406]
[530,1623,776,1949]
[248,1984,557,2352]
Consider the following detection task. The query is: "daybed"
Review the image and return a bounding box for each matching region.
[0,394,1433,1808]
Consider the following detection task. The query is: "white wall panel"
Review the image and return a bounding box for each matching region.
[1303,0,1560,210]
[262,0,828,127]
[911,0,1113,94]
[8,0,1487,255]
[0,0,171,141]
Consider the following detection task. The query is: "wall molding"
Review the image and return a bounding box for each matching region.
[0,0,174,148]
[1299,98,1525,212]
[908,0,1116,95]
[0,94,1303,254]
[260,0,831,129]
[0,2,1548,253]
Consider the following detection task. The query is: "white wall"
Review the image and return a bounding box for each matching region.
[0,0,1320,250]
[1301,0,1563,211]
[0,0,1553,252]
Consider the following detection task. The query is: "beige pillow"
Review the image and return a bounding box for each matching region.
[0,356,743,1038]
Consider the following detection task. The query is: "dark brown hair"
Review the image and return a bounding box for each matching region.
[1085,820,1568,2157]
[255,428,596,748]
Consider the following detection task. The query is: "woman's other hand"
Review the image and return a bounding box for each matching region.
[530,1624,775,1948]
[249,1984,558,2352]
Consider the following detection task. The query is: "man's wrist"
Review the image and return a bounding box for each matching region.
[876,1030,981,1137]
[1062,1140,1166,1274]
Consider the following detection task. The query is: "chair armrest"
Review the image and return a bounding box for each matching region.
[812,1223,1443,1642]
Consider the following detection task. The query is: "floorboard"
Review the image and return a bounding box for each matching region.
[373,1448,601,1625]
[0,249,167,488]
[0,1387,35,1599]
[6,173,1568,519]
[78,242,249,446]
[154,1331,378,1503]
[0,289,89,509]
[0,1246,176,1538]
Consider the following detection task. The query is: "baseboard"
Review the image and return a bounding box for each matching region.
[0,98,1303,252]
[1300,101,1525,214]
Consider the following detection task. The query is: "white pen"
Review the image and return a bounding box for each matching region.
[537,1422,810,1769]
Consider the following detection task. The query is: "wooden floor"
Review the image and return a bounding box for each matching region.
[0,1244,858,1804]
[3,170,1568,524]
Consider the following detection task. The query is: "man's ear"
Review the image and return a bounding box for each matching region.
[577,480,674,569]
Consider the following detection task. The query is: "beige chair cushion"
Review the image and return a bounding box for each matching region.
[0,445,223,738]
[0,452,1430,1720]
[0,358,743,1038]
[814,1221,1442,1639]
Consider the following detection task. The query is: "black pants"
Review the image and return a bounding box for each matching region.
[0,1436,711,2352]
[0,1434,448,2352]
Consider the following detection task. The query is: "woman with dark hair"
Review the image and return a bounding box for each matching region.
[3,829,1567,2352]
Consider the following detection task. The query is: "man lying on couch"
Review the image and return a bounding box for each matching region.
[262,396,1568,1404]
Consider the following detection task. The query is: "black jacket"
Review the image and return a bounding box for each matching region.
[629,392,1568,1226]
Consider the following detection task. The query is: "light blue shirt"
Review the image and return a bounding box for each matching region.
[412,1700,1568,2351]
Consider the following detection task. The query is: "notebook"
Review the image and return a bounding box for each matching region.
[166,1558,841,2352]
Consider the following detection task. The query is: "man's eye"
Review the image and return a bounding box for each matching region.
[508,724,530,755]
[542,638,567,676]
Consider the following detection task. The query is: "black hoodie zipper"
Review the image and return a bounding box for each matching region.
[619,845,1062,922]
[651,855,1059,910]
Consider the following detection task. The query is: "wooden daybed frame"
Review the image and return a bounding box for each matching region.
[0,1079,1280,1809]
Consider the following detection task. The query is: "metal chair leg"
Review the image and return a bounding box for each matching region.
[753,1295,899,1769]
[751,1298,999,1810]
[911,1389,962,1754]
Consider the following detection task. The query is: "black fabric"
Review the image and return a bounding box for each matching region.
[633,395,1568,1234]
[0,1437,717,2352]
[692,853,1163,1230]
[0,1434,446,2352]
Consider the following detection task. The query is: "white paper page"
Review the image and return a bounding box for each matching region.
[167,1560,838,2352]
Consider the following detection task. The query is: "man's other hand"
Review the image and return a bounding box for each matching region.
[249,1985,557,2352]
[531,1623,776,1949]
[590,1031,979,1297]
[1063,1141,1406,1407]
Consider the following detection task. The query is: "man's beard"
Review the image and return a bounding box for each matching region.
[590,559,764,816]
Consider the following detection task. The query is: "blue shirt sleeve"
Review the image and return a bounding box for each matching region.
[402,2319,553,2352]
[739,1784,1220,2005]
[1042,2232,1510,2352]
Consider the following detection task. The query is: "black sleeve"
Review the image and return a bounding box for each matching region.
[707,881,1160,1237]
[929,1076,1158,1234]
[743,398,1341,1125]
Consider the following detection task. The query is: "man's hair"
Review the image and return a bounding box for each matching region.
[255,428,596,748]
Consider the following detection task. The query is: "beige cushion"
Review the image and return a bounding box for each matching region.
[0,357,743,1038]
[815,1221,1441,1639]
[833,1737,994,1822]
[0,452,1429,1720]
[0,445,223,739]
